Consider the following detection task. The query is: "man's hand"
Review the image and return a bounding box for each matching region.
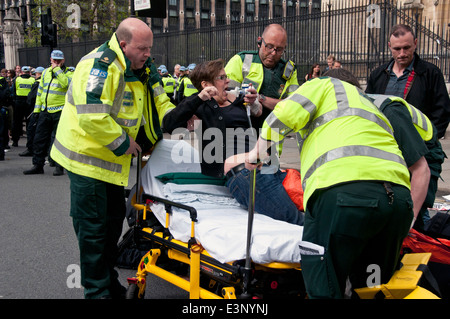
[125,135,142,157]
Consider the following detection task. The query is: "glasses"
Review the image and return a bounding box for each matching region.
[261,38,285,55]
[215,74,228,81]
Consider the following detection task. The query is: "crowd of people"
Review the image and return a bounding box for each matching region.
[1,18,449,299]
[0,53,75,174]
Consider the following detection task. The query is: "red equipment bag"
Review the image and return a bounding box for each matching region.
[282,169,304,211]
[402,229,450,298]
[402,229,450,265]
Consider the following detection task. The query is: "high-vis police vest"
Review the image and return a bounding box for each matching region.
[162,76,176,94]
[50,33,174,186]
[15,76,35,97]
[181,77,198,97]
[261,77,411,207]
[225,51,299,98]
[34,67,70,113]
[368,94,434,142]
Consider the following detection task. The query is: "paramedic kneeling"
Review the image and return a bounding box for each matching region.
[247,76,413,298]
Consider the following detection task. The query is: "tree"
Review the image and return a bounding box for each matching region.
[25,0,130,46]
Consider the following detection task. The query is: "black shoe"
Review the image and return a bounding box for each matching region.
[19,149,33,157]
[23,165,44,175]
[53,166,64,176]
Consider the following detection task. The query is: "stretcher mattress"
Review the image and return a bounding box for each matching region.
[141,139,304,264]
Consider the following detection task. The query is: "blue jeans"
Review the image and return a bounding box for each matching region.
[226,167,304,225]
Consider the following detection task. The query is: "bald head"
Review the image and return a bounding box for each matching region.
[258,24,287,68]
[117,18,153,70]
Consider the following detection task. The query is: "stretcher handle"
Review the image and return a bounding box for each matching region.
[142,193,198,223]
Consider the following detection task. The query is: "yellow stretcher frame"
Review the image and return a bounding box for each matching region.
[125,154,440,299]
[125,192,304,299]
[126,191,441,300]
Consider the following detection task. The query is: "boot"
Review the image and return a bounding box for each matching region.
[19,149,33,157]
[53,165,64,176]
[23,165,44,175]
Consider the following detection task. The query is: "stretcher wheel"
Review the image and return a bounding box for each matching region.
[125,283,144,299]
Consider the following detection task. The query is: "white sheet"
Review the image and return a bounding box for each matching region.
[141,139,303,264]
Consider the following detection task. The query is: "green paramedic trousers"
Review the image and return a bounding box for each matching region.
[67,171,126,299]
[301,181,413,299]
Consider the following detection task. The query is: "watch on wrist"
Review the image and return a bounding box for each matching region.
[259,94,266,102]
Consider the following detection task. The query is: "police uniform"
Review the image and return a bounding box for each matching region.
[23,51,71,175]
[50,33,174,298]
[225,50,299,129]
[260,77,413,298]
[176,64,198,104]
[160,68,176,103]
[11,66,35,146]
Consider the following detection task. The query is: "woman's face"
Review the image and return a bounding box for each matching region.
[313,65,320,73]
[210,68,229,104]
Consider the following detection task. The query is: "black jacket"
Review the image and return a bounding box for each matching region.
[366,53,450,138]
[163,93,247,178]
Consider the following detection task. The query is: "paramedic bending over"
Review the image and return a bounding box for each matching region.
[163,59,303,226]
[246,76,413,298]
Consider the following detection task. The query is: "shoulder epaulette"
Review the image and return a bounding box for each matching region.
[98,48,117,66]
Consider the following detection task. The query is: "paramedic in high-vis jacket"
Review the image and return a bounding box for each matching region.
[50,18,175,299]
[224,23,299,130]
[246,76,414,299]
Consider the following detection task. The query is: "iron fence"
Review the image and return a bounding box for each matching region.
[18,0,450,84]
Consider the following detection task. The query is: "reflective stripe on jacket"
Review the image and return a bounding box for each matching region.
[368,94,434,142]
[50,33,174,186]
[261,77,411,207]
[225,51,299,98]
[34,67,70,113]
[15,76,36,97]
[162,75,176,94]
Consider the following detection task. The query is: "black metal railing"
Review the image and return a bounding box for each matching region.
[18,0,450,84]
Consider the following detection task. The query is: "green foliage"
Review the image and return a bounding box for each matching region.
[25,0,130,46]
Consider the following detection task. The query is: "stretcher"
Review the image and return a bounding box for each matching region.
[124,139,440,299]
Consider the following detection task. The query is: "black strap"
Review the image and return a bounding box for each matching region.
[417,263,442,297]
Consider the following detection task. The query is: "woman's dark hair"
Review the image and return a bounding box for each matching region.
[323,68,361,89]
[190,59,225,91]
[309,63,321,76]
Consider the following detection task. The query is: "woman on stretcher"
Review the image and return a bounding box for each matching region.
[163,59,303,225]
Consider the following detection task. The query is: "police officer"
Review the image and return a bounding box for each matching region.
[0,72,10,160]
[225,24,299,130]
[23,50,71,176]
[11,66,35,147]
[160,68,176,104]
[19,66,45,157]
[50,18,175,299]
[176,63,198,104]
[247,76,413,298]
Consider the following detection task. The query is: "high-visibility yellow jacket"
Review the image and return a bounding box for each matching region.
[162,75,176,94]
[224,50,299,98]
[261,77,411,207]
[15,75,35,97]
[34,66,71,113]
[50,33,175,186]
[368,94,434,142]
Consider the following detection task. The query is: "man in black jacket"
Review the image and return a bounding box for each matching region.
[366,24,450,139]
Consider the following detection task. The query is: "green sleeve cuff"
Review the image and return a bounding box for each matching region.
[113,134,130,156]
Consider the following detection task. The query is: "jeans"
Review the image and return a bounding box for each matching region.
[225,167,304,226]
